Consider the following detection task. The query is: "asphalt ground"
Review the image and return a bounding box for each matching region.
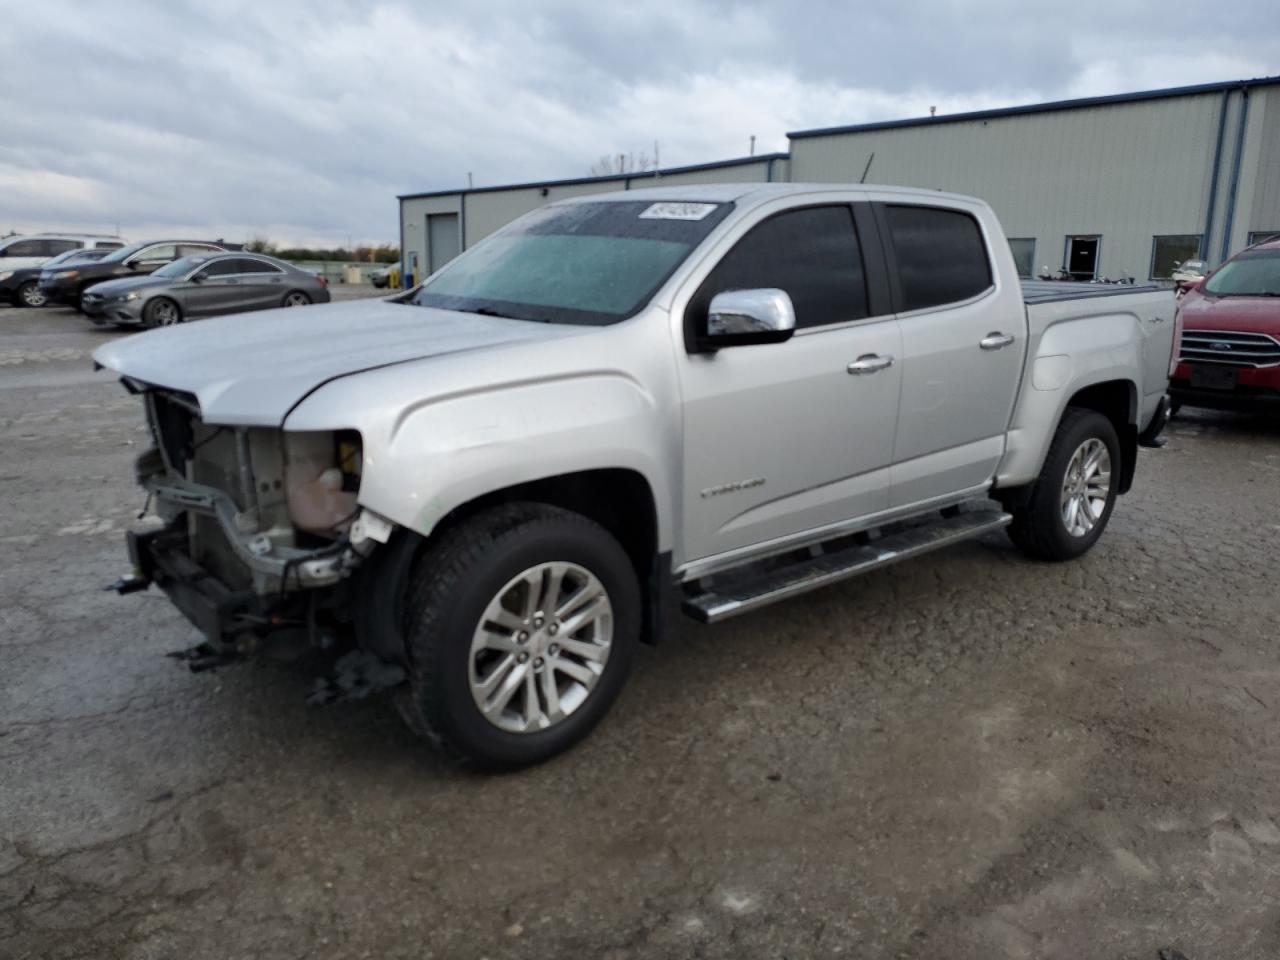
[2,293,1279,959]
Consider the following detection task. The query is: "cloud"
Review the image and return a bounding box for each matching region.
[1,0,1275,245]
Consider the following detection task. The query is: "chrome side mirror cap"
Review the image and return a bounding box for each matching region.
[700,288,796,350]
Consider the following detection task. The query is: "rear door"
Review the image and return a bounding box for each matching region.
[182,258,242,316]
[877,201,1027,507]
[234,257,287,310]
[676,202,902,568]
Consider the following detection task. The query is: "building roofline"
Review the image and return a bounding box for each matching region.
[397,152,789,201]
[787,74,1280,140]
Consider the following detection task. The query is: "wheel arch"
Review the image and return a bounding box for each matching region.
[1062,379,1138,494]
[354,468,670,661]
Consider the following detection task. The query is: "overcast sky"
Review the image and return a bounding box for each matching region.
[3,1,1276,247]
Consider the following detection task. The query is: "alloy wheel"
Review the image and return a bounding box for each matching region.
[1059,437,1111,537]
[154,301,180,326]
[285,292,309,306]
[468,561,613,733]
[19,284,46,308]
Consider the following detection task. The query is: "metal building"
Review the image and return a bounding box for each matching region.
[397,75,1279,285]
[788,76,1280,283]
[398,154,787,283]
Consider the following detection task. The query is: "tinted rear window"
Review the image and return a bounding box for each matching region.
[886,205,992,312]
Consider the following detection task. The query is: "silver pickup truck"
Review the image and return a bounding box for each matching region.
[95,184,1177,768]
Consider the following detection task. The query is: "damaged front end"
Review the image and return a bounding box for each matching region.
[117,385,395,673]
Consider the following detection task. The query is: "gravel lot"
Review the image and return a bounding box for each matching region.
[3,293,1279,959]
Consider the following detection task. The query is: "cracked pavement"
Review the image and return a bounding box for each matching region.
[3,297,1280,959]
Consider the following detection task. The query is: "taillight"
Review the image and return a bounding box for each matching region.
[316,275,329,288]
[1170,305,1184,377]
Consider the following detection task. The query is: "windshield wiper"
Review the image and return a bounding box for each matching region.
[469,306,555,323]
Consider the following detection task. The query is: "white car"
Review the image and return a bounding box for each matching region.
[0,233,124,273]
[1171,258,1208,289]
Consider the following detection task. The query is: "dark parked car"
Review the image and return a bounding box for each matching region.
[39,240,226,309]
[1,247,113,307]
[81,252,331,327]
[1171,238,1280,412]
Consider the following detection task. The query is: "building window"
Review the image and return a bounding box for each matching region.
[1007,238,1035,278]
[1150,235,1202,280]
[1248,230,1280,246]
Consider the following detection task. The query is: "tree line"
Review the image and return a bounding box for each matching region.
[245,237,399,263]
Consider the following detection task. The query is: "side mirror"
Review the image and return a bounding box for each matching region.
[126,260,139,270]
[699,288,796,350]
[190,273,204,283]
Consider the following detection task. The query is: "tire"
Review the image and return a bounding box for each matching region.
[143,297,182,328]
[17,281,46,308]
[399,502,640,770]
[283,291,311,307]
[1006,408,1120,562]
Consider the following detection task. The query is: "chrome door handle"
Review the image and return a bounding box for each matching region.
[979,332,1015,350]
[847,354,894,375]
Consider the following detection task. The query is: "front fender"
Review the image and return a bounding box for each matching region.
[287,367,674,550]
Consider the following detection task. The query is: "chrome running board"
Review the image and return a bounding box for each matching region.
[682,509,1012,624]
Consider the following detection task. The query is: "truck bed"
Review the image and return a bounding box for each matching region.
[1020,280,1167,304]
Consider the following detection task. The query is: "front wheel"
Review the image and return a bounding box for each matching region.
[144,297,182,328]
[399,502,639,770]
[17,281,46,308]
[1007,408,1120,561]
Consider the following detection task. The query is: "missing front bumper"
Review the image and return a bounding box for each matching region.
[127,525,266,641]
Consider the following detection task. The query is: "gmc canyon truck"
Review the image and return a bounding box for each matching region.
[95,184,1177,769]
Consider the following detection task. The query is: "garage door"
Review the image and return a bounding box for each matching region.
[427,213,461,274]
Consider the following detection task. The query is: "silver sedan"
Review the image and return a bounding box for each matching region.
[81,253,331,327]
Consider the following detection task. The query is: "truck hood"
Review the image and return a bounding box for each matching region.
[92,297,583,425]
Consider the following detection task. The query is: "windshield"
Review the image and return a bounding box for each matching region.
[411,200,734,325]
[1203,251,1280,297]
[152,255,208,278]
[98,242,149,263]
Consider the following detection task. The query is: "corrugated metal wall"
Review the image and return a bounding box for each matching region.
[791,94,1226,280]
[1246,87,1280,238]
[789,87,1280,279]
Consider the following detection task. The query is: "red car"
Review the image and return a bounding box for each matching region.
[1171,239,1280,412]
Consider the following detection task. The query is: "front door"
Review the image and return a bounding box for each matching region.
[677,204,901,568]
[879,202,1026,507]
[1066,236,1100,281]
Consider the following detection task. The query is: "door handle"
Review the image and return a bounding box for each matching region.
[847,354,894,375]
[979,332,1015,350]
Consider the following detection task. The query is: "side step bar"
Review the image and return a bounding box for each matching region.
[682,509,1011,624]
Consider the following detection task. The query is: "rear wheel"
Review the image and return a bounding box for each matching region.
[283,291,311,307]
[144,297,182,328]
[399,502,639,770]
[17,281,46,308]
[1007,408,1120,561]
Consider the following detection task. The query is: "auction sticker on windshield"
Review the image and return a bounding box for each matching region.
[639,202,719,221]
